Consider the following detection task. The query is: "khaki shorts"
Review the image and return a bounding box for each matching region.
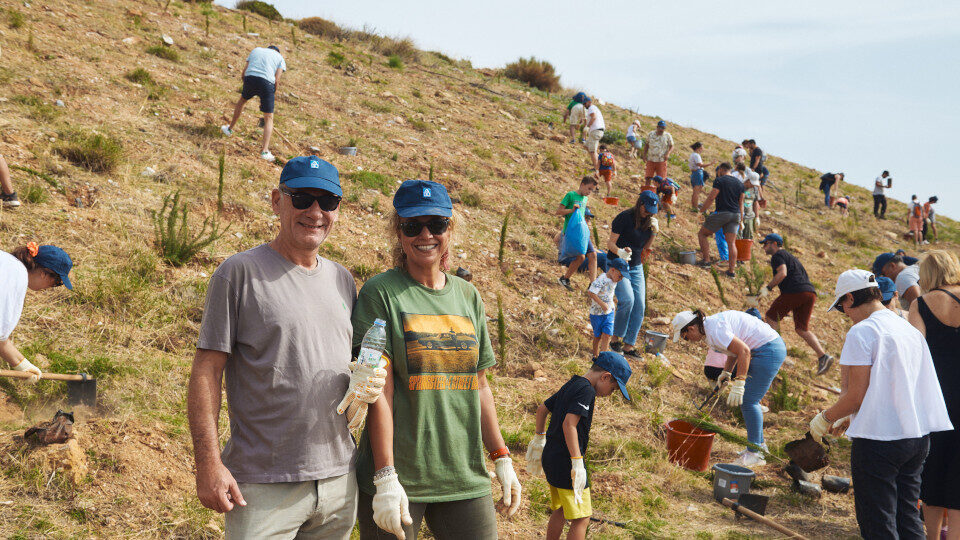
[568,105,585,126]
[586,129,604,152]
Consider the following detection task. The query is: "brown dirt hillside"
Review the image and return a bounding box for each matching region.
[0,0,957,538]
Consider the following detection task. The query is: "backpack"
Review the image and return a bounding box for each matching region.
[912,204,922,218]
[599,152,614,168]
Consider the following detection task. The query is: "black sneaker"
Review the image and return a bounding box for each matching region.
[1,191,20,208]
[816,354,834,375]
[623,348,642,359]
[557,276,572,290]
[610,341,623,353]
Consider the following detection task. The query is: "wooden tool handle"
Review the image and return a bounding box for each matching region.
[0,370,88,382]
[722,498,809,539]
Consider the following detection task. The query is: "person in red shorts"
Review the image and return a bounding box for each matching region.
[595,145,617,197]
[759,234,835,376]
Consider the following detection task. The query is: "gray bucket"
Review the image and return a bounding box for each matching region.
[338,146,358,156]
[679,250,697,265]
[712,463,755,502]
[643,331,668,354]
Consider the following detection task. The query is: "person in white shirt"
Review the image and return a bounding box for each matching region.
[809,269,951,540]
[688,142,714,210]
[732,142,748,165]
[874,252,922,309]
[221,45,287,161]
[626,120,642,158]
[566,102,586,145]
[586,258,628,357]
[583,97,605,170]
[671,309,786,467]
[873,170,890,219]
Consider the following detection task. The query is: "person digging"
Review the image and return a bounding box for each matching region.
[759,234,834,375]
[221,45,287,162]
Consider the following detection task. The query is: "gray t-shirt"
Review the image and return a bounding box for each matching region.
[197,244,357,483]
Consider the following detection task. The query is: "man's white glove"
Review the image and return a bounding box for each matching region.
[809,411,831,445]
[372,470,412,540]
[616,247,632,260]
[525,434,546,475]
[726,379,745,407]
[336,359,387,431]
[13,359,41,384]
[715,370,732,391]
[571,457,587,504]
[759,286,770,298]
[494,457,522,517]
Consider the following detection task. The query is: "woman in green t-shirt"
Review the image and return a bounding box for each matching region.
[353,180,521,540]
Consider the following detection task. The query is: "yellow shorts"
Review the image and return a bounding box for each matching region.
[549,484,592,520]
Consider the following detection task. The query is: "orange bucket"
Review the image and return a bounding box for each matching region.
[734,239,753,262]
[664,419,715,472]
[603,197,619,206]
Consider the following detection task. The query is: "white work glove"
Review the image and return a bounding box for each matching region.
[571,457,587,504]
[13,359,42,384]
[715,370,732,391]
[372,470,412,539]
[726,379,745,407]
[336,359,387,431]
[759,286,770,298]
[525,434,546,475]
[494,457,522,517]
[809,411,831,445]
[616,247,632,260]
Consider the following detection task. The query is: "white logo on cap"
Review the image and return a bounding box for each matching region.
[310,160,319,169]
[423,188,432,198]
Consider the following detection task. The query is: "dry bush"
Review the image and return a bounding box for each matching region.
[298,16,344,39]
[235,0,282,21]
[504,57,561,93]
[348,26,418,61]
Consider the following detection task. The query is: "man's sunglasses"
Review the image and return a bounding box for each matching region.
[399,218,450,238]
[280,188,341,211]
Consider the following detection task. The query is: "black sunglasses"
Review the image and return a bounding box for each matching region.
[280,188,341,211]
[399,218,450,238]
[45,269,62,287]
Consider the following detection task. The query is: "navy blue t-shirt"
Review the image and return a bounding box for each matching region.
[770,249,815,294]
[542,376,595,490]
[712,174,745,213]
[607,209,654,267]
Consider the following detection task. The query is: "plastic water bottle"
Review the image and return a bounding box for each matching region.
[358,319,387,367]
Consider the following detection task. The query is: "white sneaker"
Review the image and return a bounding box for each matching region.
[733,450,766,467]
[220,125,233,136]
[260,151,275,161]
[760,404,770,413]
[922,240,930,245]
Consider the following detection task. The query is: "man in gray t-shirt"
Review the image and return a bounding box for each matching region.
[188,156,385,538]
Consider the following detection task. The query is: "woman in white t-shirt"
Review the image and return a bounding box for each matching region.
[1,243,74,383]
[809,269,952,539]
[688,142,714,210]
[626,120,642,158]
[672,309,786,466]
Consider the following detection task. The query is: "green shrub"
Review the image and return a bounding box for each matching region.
[298,16,343,39]
[11,94,58,122]
[600,128,625,145]
[153,191,226,266]
[55,131,123,173]
[498,214,509,265]
[10,164,64,193]
[386,54,403,70]
[125,68,155,85]
[770,375,801,412]
[7,9,24,29]
[22,183,47,204]
[146,45,179,62]
[326,51,345,67]
[472,147,492,159]
[235,0,281,21]
[503,57,560,93]
[360,100,391,114]
[352,264,379,281]
[349,170,395,195]
[544,152,560,171]
[411,89,422,98]
[460,190,481,208]
[408,118,431,132]
[431,51,454,64]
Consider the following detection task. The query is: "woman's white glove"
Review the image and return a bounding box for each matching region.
[372,471,412,540]
[336,359,387,431]
[525,434,546,475]
[809,411,831,445]
[494,457,522,517]
[616,247,632,260]
[13,359,42,384]
[726,379,745,407]
[571,457,587,504]
[715,370,732,391]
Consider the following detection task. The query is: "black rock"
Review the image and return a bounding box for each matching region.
[783,460,810,482]
[822,475,851,494]
[792,479,822,498]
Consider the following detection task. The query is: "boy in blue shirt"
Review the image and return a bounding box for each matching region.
[525,352,633,540]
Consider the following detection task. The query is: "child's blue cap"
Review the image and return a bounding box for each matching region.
[608,257,629,274]
[593,351,632,401]
[876,276,896,303]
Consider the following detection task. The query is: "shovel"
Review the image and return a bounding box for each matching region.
[721,497,808,539]
[693,385,720,411]
[0,370,97,406]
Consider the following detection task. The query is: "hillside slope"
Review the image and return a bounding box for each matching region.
[0,0,957,538]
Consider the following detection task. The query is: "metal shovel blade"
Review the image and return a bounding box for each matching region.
[66,374,97,407]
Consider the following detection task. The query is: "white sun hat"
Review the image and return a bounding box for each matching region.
[828,269,880,312]
[671,310,698,342]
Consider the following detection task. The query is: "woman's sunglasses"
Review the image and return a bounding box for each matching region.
[280,188,341,211]
[45,269,62,287]
[399,218,450,238]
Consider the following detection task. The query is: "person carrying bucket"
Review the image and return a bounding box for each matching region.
[671,309,786,467]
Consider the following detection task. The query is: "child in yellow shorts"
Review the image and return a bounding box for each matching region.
[525,352,633,540]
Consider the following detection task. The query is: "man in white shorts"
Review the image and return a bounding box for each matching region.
[583,97,605,170]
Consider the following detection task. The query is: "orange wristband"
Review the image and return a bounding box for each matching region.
[488,447,510,461]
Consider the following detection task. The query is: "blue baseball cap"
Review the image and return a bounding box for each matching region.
[639,191,659,215]
[593,351,632,401]
[876,276,896,303]
[393,180,452,218]
[279,156,342,197]
[872,252,895,276]
[657,120,666,128]
[760,233,783,246]
[34,245,73,290]
[608,257,629,274]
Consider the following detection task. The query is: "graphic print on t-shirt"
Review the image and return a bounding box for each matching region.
[402,312,480,391]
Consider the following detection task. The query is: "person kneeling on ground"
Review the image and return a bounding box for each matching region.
[221,45,287,162]
[586,258,628,357]
[672,308,786,467]
[809,269,951,540]
[525,352,632,540]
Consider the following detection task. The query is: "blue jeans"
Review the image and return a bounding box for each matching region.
[715,230,728,261]
[613,265,645,346]
[823,185,832,207]
[741,337,786,449]
[690,169,705,187]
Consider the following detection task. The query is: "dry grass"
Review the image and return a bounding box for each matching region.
[504,57,561,93]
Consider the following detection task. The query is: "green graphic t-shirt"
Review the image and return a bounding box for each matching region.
[560,190,587,232]
[353,268,497,503]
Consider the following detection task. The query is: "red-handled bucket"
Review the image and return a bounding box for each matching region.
[664,419,715,472]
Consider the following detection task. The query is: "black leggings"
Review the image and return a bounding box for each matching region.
[873,194,887,217]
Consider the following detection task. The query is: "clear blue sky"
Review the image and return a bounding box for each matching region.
[227,1,960,219]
